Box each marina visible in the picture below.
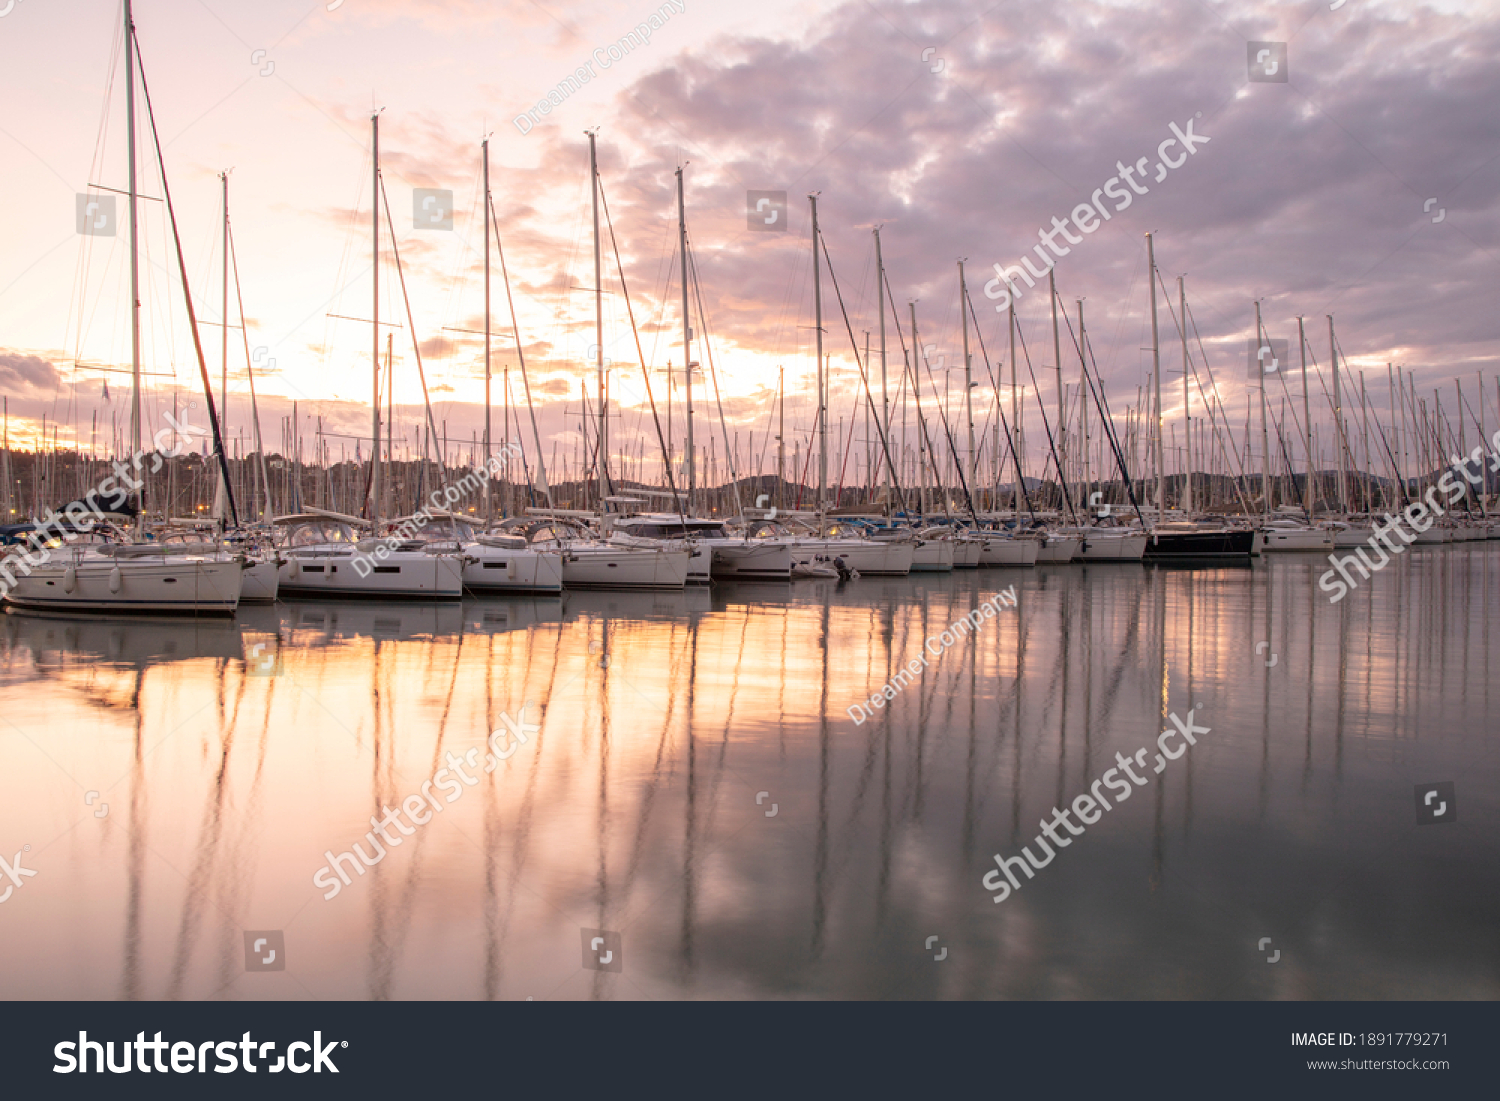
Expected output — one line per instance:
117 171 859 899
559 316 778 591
0 4 1496 1076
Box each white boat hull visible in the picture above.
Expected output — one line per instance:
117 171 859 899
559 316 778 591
952 538 983 568
1075 531 1148 561
977 536 1040 566
1036 535 1081 563
708 541 792 580
279 550 463 599
788 539 913 575
561 546 690 589
460 545 564 593
685 544 712 583
909 539 955 572
1261 527 1336 551
240 559 280 602
4 551 242 615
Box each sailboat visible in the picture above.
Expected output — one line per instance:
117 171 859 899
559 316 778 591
273 114 462 599
4 0 243 615
513 131 688 592
612 167 793 582
771 195 915 577
1135 247 1255 561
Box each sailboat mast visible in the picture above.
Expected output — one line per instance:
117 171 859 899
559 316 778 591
221 172 229 424
1078 299 1089 510
214 170 230 524
124 0 142 522
676 165 693 514
1051 268 1063 513
483 137 492 524
810 194 826 517
1328 315 1346 513
875 228 889 509
910 302 923 515
370 111 381 529
1255 300 1270 519
1009 298 1018 513
1146 232 1162 519
1299 316 1312 513
589 131 606 512
1179 276 1191 514
960 259 974 504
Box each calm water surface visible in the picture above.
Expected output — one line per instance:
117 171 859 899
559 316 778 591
1 546 1497 1000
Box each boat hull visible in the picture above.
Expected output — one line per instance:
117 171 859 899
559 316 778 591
561 546 690 589
1143 530 1256 559
1036 535 1081 563
1075 532 1149 561
977 536 1040 566
1260 527 1336 551
460 546 564 593
788 539 914 575
909 539 955 572
708 541 793 580
952 538 983 568
4 554 242 615
279 550 463 599
240 559 280 602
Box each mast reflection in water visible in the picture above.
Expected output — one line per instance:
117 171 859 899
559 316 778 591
1 547 1496 1000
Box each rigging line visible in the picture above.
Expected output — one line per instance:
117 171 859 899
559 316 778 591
996 288 1073 521
1368 399 1410 508
1182 298 1255 510
490 192 550 501
1155 269 1252 513
916 314 981 521
133 27 238 526
1329 336 1369 479
1183 332 1252 516
816 231 906 514
1058 303 1145 524
596 175 680 508
642 209 679 379
377 173 444 477
1268 402 1307 520
687 243 745 518
881 265 951 521
965 305 1032 521
226 218 272 520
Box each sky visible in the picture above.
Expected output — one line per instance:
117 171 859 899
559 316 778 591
1 0 1497 486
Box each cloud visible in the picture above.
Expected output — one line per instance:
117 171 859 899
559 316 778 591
0 351 61 393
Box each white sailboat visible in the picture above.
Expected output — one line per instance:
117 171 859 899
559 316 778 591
1259 517 1336 551
609 513 789 580
4 532 243 615
273 115 466 600
274 514 462 599
4 0 244 615
401 513 563 593
501 517 688 589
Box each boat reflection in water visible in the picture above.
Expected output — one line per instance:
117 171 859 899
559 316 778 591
1 545 1496 1001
